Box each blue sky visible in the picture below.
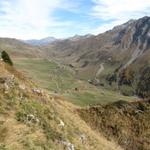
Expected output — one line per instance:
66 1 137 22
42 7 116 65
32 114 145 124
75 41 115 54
0 0 150 39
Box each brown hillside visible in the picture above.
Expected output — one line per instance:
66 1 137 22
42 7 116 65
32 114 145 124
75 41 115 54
0 38 43 58
78 100 150 150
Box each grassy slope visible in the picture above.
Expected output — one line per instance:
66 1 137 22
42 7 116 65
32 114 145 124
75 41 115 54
0 61 122 150
14 58 136 106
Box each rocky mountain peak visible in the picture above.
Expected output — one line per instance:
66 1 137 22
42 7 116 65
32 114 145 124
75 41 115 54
114 16 150 51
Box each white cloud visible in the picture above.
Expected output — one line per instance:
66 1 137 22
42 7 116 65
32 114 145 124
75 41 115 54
0 0 78 39
91 0 150 34
0 0 150 39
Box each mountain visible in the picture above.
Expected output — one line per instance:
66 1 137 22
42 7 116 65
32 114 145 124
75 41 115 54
43 16 150 82
0 38 43 58
0 16 150 97
24 34 94 46
24 37 58 46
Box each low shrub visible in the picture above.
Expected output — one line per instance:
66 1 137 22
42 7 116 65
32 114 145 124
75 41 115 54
120 85 135 96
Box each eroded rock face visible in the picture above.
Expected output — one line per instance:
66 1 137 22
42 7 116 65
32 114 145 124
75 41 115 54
113 17 150 50
111 17 150 69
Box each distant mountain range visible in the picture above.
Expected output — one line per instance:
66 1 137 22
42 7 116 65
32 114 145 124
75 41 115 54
23 34 94 46
24 37 59 46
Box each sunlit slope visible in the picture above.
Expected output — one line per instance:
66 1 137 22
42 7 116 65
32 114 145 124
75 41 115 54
0 60 122 150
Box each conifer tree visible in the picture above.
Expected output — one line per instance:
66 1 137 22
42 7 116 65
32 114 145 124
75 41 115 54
1 51 13 66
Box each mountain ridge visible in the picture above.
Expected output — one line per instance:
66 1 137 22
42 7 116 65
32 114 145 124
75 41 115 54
42 16 150 80
0 38 43 58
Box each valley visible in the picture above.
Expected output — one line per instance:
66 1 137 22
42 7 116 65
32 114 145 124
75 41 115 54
14 58 135 106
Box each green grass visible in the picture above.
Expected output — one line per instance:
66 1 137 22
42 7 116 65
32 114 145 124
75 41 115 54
64 85 136 106
14 58 77 91
14 58 136 106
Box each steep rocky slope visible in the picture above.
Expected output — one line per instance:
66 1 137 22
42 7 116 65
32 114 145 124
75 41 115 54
0 61 122 150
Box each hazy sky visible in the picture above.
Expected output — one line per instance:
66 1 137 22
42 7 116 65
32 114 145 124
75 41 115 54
0 0 150 39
